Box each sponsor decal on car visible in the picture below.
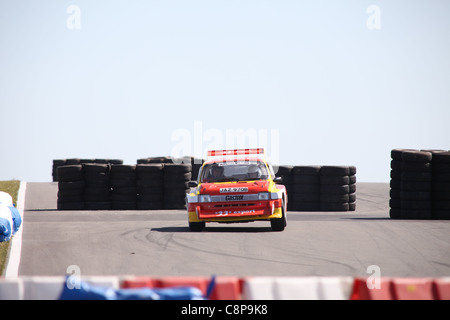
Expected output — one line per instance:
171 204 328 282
215 209 256 216
225 195 244 201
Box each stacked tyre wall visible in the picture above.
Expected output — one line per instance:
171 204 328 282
57 165 85 210
52 159 123 182
55 157 201 210
389 149 450 220
274 165 356 212
55 159 356 211
83 163 111 210
163 164 191 209
136 164 164 210
110 165 137 210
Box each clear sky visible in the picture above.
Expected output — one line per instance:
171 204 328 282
1 0 449 182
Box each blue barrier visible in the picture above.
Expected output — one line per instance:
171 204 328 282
59 277 205 300
0 217 11 242
8 206 22 234
0 205 13 242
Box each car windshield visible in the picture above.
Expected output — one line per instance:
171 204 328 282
200 160 270 183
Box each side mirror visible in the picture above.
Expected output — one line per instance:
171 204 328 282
188 181 198 188
273 176 283 183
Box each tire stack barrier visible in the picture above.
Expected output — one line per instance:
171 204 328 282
54 158 356 212
57 165 84 210
275 165 356 212
191 158 204 183
53 159 123 182
389 148 450 220
136 164 164 210
290 166 321 211
52 160 66 182
137 156 173 164
389 149 409 219
110 165 137 210
83 163 111 210
320 166 356 212
163 164 192 209
431 151 450 220
401 150 433 219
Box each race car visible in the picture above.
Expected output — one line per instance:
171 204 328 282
186 148 287 232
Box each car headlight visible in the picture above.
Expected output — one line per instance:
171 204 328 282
199 195 212 203
258 192 270 200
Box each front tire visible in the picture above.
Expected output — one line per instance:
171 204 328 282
189 221 205 232
271 200 286 231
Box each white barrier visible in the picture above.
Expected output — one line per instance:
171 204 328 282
0 276 120 300
0 192 13 207
0 278 23 300
4 181 26 278
274 277 321 300
242 277 276 300
23 277 66 300
242 277 353 300
318 277 353 300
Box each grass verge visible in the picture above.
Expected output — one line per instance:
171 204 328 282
0 180 20 276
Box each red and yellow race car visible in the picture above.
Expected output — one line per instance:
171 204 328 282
186 148 287 232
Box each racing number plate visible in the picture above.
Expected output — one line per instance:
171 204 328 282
219 187 248 193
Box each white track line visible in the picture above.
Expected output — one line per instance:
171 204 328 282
5 181 27 278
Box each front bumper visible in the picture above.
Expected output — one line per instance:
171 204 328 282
187 199 283 223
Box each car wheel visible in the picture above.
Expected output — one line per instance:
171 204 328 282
189 221 205 232
271 200 286 231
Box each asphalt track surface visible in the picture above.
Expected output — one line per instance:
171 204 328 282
18 182 450 278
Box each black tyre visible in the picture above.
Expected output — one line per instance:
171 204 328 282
111 201 137 210
57 201 84 210
320 202 349 211
271 200 286 231
400 181 431 192
432 210 450 220
401 171 432 182
320 185 349 194
431 151 450 164
84 201 111 210
290 201 319 211
189 221 205 232
320 193 349 203
348 202 356 211
292 184 320 194
389 208 401 219
391 149 416 161
293 175 320 185
291 192 320 202
400 191 431 201
292 165 321 175
320 166 350 176
164 172 192 182
320 175 350 185
401 209 432 219
401 150 432 163
137 201 163 210
402 162 431 172
57 165 83 182
164 163 192 174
